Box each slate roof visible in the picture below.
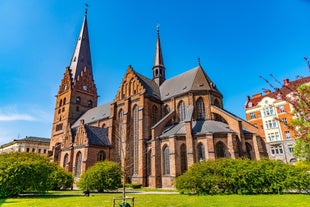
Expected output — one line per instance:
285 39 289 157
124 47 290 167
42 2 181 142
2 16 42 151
160 120 233 138
14 136 50 143
159 66 220 101
72 102 111 127
84 125 110 146
135 72 161 99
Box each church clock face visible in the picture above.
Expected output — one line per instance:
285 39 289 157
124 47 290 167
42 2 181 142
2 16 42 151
83 85 88 91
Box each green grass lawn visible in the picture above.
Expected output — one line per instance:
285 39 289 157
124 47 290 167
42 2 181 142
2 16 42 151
0 191 309 207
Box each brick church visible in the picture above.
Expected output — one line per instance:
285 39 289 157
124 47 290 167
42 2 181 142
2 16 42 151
50 12 267 188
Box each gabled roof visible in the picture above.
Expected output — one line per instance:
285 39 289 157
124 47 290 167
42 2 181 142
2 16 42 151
159 66 221 101
72 102 111 128
84 125 110 146
160 120 233 138
69 14 92 81
135 72 161 99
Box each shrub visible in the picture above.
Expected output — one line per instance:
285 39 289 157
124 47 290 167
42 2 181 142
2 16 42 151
0 152 61 198
48 164 74 190
176 158 310 195
77 161 122 192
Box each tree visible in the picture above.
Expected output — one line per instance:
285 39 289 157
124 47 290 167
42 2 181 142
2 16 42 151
77 161 122 192
0 152 73 198
260 57 310 161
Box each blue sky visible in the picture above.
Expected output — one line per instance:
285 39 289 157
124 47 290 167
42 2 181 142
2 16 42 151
0 0 310 145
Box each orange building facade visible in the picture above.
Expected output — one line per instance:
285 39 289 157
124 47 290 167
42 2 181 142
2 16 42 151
245 77 310 163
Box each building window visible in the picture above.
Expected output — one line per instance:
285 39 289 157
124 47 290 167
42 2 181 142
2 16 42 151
26 148 30 152
43 149 46 154
97 151 105 161
163 105 170 116
63 153 69 168
117 110 124 163
197 143 205 161
180 144 187 174
76 97 81 104
38 149 41 153
267 132 280 142
88 100 93 107
133 106 139 175
215 141 226 158
63 98 66 105
270 145 284 155
196 98 205 120
282 118 287 125
59 99 63 107
56 123 63 131
163 145 170 175
151 105 158 126
288 145 294 153
263 107 275 117
265 119 278 129
279 105 285 113
178 101 186 121
75 152 82 177
249 112 256 119
285 131 291 139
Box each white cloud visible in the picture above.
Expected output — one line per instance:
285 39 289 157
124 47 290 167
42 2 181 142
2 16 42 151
0 114 36 121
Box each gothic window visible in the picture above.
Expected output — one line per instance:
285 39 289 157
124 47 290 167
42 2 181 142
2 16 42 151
215 141 226 158
178 101 186 121
163 145 170 175
63 98 66 105
151 105 158 125
76 97 81 104
213 99 220 107
163 105 170 116
147 150 152 177
88 100 93 107
59 99 63 107
63 153 69 168
197 143 205 161
97 151 105 161
246 143 252 160
75 151 82 177
196 98 205 120
180 144 187 174
117 110 124 163
133 105 139 175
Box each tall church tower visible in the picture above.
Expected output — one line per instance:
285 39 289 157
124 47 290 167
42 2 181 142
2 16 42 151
50 10 97 158
152 26 166 86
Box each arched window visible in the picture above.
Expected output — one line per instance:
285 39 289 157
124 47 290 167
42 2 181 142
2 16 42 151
197 143 206 161
75 151 82 177
215 142 226 158
196 98 205 120
178 101 186 121
88 100 93 107
63 153 69 168
214 99 220 107
76 97 81 104
133 105 139 175
163 145 170 175
246 142 252 160
163 105 170 116
97 151 105 161
59 99 63 107
117 110 124 163
63 98 66 105
180 144 187 174
151 105 158 125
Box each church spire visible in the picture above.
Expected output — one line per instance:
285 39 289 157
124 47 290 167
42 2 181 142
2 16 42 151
152 24 166 86
69 7 92 81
